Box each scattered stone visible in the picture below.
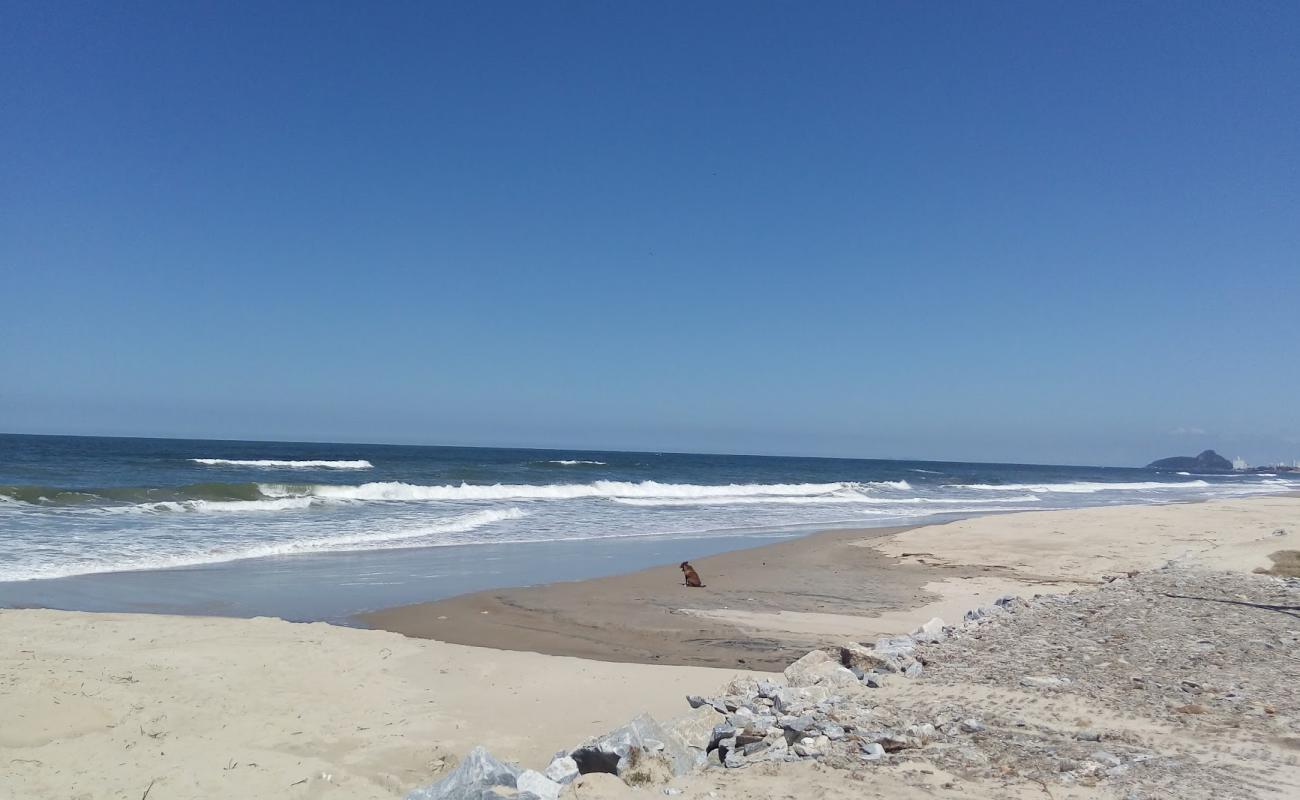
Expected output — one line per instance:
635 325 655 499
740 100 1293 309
1020 675 1070 689
792 735 829 757
1091 750 1123 768
960 719 985 733
877 733 919 752
1075 730 1102 742
860 742 885 760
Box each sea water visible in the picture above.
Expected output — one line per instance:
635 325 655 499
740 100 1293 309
1 433 1293 620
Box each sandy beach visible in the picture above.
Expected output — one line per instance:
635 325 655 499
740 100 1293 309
3 495 1298 799
362 495 1300 670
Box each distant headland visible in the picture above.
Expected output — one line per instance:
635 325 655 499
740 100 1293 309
1148 449 1299 474
1147 449 1233 472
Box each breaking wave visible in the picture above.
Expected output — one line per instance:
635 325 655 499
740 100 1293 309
949 480 1213 493
261 479 913 503
543 460 607 466
0 479 918 512
190 458 373 469
0 508 528 582
612 494 1040 507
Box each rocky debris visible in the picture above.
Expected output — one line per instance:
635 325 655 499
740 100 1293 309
570 713 696 780
408 568 1299 800
671 568 1299 798
405 746 520 800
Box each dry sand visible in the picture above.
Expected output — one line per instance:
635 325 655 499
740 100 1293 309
0 612 753 800
3 495 1297 799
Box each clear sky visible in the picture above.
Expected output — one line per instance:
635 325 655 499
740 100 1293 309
2 2 1297 467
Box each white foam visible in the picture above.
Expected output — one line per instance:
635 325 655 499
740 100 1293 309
950 480 1212 493
261 479 863 503
0 508 527 582
189 459 373 469
115 496 327 514
611 493 1039 507
869 480 913 490
545 460 607 465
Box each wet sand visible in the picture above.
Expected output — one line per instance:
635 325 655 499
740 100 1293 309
361 496 1300 671
359 525 1040 671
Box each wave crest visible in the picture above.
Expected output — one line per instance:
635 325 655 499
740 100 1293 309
949 480 1211 493
261 479 888 503
190 458 373 469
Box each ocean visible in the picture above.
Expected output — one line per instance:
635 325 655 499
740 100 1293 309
1 433 1294 621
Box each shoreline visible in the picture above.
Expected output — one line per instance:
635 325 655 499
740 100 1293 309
0 507 1032 624
361 495 1300 670
4 495 1298 799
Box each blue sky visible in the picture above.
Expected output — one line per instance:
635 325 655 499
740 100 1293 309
2 2 1297 466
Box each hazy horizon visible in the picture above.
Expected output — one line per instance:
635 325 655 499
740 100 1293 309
2 428 1290 471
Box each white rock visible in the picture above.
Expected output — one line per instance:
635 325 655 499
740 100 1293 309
839 642 898 672
542 754 579 785
873 635 917 660
913 617 947 643
771 685 834 713
517 769 562 800
792 735 829 757
783 650 835 686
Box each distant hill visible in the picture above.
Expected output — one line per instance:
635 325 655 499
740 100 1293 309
1147 449 1233 473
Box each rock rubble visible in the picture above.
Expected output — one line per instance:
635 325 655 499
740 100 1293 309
404 568 1300 800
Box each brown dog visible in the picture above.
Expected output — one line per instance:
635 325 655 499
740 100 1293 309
680 561 704 587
